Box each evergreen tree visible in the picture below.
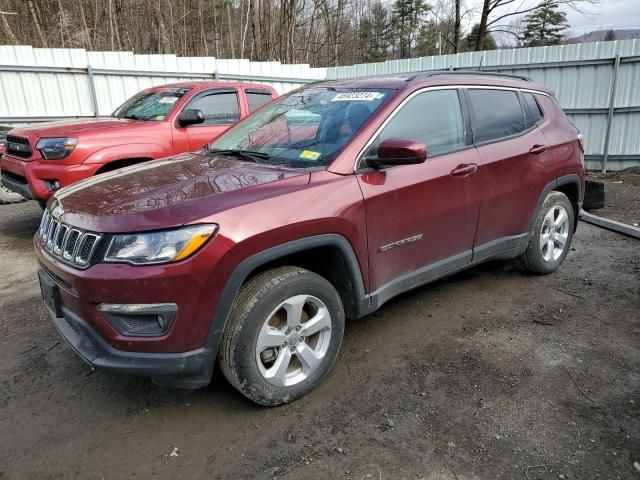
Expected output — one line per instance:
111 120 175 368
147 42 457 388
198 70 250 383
464 23 496 51
360 2 392 62
392 0 429 59
415 20 440 57
521 1 569 47
604 29 616 41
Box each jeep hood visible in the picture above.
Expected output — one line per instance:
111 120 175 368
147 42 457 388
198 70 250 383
51 152 312 232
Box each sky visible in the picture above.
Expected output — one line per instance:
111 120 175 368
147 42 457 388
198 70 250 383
463 0 640 36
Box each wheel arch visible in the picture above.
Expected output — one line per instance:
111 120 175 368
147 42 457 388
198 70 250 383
530 174 582 233
209 234 368 337
94 157 153 175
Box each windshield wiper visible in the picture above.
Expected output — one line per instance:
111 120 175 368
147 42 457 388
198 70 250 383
208 148 270 163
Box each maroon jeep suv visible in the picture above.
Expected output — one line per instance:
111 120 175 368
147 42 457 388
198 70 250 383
34 72 585 405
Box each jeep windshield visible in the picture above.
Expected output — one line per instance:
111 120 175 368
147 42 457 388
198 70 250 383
208 87 393 167
112 87 191 121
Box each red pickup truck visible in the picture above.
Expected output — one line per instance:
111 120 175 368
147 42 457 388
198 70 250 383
0 81 277 205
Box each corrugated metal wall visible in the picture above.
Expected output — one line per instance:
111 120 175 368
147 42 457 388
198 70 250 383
1 41 639 170
327 39 640 171
0 45 325 122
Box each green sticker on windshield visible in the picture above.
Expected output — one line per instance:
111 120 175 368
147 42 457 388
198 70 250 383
299 150 321 160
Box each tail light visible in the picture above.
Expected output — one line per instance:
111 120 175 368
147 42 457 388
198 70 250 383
577 133 585 152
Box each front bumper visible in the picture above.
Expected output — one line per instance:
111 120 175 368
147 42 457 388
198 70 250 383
1 171 34 199
50 299 220 388
39 267 221 388
1 154 99 202
34 233 238 388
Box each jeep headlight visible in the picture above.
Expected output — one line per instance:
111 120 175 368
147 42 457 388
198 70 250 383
104 224 217 265
36 137 78 159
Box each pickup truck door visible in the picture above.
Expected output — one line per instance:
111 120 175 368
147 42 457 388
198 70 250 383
356 88 482 294
174 88 243 151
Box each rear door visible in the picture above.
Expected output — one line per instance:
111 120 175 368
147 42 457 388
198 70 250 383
467 88 553 252
357 88 482 293
176 89 242 151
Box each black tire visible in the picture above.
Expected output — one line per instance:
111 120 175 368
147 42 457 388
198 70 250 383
0 184 26 205
219 266 345 406
515 191 574 275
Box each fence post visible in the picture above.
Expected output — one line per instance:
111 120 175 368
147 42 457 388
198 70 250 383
86 64 99 118
602 54 621 172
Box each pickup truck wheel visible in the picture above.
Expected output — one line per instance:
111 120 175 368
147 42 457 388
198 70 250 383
219 266 345 406
515 191 574 275
0 185 26 204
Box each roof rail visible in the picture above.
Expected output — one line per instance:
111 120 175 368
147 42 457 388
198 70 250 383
408 70 532 82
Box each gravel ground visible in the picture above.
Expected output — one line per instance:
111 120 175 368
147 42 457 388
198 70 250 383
0 198 638 480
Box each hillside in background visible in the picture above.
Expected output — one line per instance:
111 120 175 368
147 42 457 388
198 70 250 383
568 29 640 43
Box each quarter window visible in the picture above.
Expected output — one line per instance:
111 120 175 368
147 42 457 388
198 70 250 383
186 91 240 125
523 92 544 126
369 89 466 157
247 90 273 113
467 89 527 143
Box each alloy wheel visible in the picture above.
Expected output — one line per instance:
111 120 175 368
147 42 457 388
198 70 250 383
255 295 332 387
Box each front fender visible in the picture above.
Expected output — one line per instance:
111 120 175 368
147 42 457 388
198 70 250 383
82 143 168 165
207 234 369 336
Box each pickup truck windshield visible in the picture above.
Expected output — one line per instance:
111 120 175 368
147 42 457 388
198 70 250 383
208 87 393 168
112 87 191 121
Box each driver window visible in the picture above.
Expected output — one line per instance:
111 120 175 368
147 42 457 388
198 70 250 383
186 91 240 125
370 89 465 157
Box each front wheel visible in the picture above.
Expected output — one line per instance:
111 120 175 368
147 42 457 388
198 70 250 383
219 266 345 406
515 191 574 274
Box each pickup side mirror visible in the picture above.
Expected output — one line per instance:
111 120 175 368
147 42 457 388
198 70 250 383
177 109 205 127
365 138 427 169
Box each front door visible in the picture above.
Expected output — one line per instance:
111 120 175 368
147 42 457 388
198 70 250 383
357 88 482 294
175 89 242 151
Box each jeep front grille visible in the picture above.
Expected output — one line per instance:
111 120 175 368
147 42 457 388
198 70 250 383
38 210 102 268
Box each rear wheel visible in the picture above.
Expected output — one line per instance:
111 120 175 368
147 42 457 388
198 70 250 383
219 266 344 406
516 191 574 274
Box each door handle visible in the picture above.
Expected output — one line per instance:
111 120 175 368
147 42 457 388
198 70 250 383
450 163 478 176
529 144 548 155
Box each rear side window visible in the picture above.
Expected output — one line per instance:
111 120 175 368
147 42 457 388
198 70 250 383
522 92 544 126
371 89 466 156
247 90 273 113
187 91 240 125
467 89 527 143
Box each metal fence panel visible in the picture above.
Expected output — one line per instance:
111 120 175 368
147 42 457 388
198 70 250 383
2 41 640 170
0 45 325 122
326 39 640 171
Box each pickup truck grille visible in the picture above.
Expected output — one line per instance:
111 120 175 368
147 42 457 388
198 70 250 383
6 135 32 159
38 209 102 268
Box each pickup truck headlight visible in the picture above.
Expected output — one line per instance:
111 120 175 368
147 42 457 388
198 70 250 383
104 224 217 265
36 137 78 159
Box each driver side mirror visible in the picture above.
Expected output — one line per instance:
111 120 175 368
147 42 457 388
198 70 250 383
177 109 205 127
365 138 427 169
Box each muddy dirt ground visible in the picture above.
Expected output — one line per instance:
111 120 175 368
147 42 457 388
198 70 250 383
586 168 640 226
1 195 639 480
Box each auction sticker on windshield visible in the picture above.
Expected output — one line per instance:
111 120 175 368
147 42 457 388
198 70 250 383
158 97 179 104
299 150 322 160
331 92 381 102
